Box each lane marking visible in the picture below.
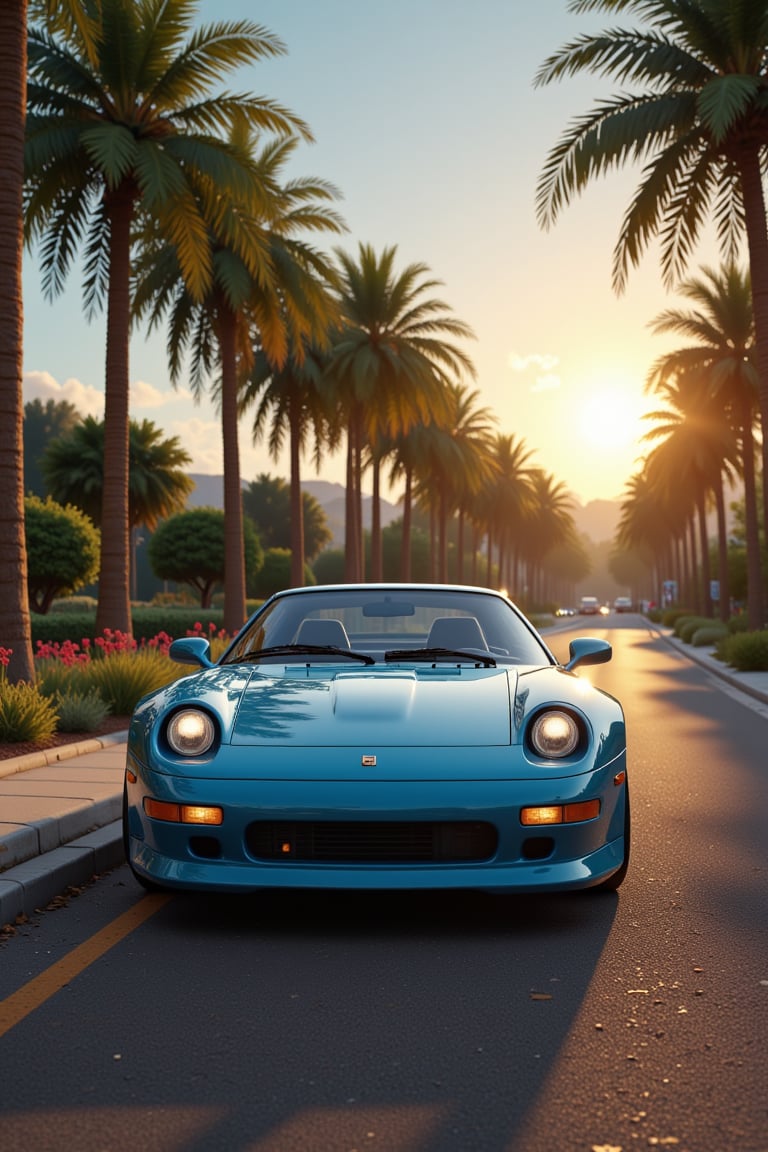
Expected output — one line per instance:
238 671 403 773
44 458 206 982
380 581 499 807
0 893 170 1038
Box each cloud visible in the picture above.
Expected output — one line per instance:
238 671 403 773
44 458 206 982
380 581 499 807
529 373 561 393
508 352 561 392
131 379 192 408
166 417 223 473
23 370 105 417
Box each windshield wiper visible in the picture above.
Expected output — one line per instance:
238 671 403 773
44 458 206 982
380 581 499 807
384 647 496 668
226 645 375 665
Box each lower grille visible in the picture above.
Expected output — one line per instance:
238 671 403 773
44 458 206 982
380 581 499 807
245 820 497 863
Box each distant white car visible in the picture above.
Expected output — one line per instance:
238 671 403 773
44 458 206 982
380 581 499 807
613 597 633 613
579 596 600 615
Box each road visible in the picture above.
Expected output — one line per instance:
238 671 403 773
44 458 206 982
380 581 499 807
0 617 766 1152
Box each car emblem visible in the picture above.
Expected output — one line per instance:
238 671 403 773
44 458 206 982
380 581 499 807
361 754 377 766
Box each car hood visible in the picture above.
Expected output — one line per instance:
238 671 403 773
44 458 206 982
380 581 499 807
231 666 514 747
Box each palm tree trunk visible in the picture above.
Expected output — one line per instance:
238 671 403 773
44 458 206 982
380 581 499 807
438 490 448 581
95 181 134 638
739 417 762 631
371 456 383 581
400 467 413 581
714 473 730 623
355 423 365 580
219 303 247 634
696 494 712 617
0 0 34 682
289 393 305 588
739 146 768 625
344 429 357 581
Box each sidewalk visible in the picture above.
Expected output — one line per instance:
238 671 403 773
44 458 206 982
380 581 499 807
1 628 767 925
0 733 127 924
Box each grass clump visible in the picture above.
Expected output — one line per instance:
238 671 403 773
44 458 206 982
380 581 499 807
85 650 182 715
0 681 58 743
54 688 112 733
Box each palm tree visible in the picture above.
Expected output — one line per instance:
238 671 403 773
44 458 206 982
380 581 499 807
479 434 536 595
24 1 309 637
617 468 676 605
0 0 34 681
0 0 98 682
439 386 498 583
522 471 576 605
536 1 768 620
243 341 339 588
646 265 757 624
328 243 475 582
641 380 735 616
42 415 193 529
136 134 344 629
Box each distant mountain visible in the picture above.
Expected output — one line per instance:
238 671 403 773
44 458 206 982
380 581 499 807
570 499 621 544
186 473 231 509
187 474 619 547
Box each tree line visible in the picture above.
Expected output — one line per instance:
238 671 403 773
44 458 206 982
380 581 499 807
5 1 768 681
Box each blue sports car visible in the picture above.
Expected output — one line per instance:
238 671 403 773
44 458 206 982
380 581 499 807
123 584 628 894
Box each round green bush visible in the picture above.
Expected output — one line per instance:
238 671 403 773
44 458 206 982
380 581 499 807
691 625 728 648
677 617 711 643
719 630 768 671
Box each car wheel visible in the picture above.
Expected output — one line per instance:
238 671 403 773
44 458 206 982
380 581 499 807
594 788 630 892
122 783 166 893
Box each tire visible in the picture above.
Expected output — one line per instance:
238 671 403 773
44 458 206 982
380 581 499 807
594 786 630 892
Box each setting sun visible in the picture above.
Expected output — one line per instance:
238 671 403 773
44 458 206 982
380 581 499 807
578 388 646 450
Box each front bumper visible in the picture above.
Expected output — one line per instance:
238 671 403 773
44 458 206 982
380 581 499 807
124 748 628 894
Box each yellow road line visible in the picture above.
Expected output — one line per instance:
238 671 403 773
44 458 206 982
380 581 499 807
0 893 171 1038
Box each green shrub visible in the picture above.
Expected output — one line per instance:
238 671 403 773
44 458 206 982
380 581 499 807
31 607 226 646
55 688 112 733
691 625 728 648
0 682 58 742
727 614 751 634
663 608 696 629
672 614 699 637
84 650 182 714
717 630 768 671
36 659 93 699
678 617 712 643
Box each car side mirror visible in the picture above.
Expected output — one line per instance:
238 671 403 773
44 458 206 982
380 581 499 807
565 637 612 672
168 637 214 668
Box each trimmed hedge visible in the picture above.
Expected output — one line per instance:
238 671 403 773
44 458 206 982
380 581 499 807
716 630 768 671
31 607 225 646
691 625 728 648
678 617 712 643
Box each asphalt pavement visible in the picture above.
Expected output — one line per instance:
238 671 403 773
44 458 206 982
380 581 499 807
2 625 767 925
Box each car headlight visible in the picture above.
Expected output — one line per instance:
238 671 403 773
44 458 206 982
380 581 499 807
166 709 216 756
529 709 580 758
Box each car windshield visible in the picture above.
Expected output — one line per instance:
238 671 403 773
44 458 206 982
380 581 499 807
221 587 553 666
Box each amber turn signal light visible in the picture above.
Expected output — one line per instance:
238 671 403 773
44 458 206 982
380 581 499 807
143 798 223 825
520 799 600 826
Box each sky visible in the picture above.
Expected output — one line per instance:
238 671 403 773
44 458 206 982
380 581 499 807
21 0 721 508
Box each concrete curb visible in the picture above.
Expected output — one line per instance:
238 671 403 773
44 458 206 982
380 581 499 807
0 734 128 926
0 729 129 781
649 624 768 706
0 820 124 925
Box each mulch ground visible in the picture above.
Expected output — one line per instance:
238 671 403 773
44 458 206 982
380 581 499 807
0 715 131 762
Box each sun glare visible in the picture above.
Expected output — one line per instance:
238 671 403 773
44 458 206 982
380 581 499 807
578 389 644 450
